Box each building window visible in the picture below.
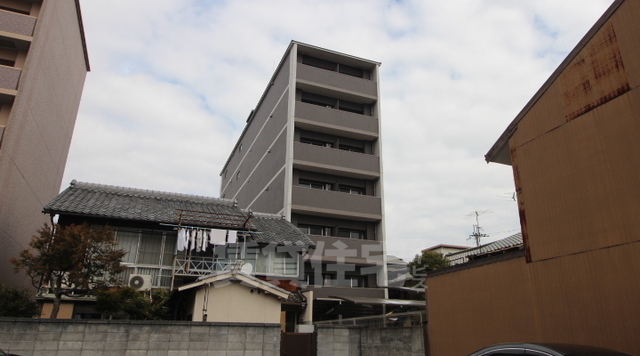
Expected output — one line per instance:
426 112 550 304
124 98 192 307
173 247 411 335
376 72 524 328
115 228 176 267
300 91 336 108
298 224 330 236
338 100 365 115
337 228 366 239
301 137 332 148
338 144 364 153
299 179 332 191
301 55 369 79
247 247 298 277
322 274 367 287
339 185 364 195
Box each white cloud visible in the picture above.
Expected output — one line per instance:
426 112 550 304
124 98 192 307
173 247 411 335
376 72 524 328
65 0 615 261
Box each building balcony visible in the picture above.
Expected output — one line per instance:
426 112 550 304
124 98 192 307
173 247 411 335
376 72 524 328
0 65 21 92
306 234 384 264
295 101 379 140
291 185 382 221
0 9 35 49
297 63 377 100
293 141 380 180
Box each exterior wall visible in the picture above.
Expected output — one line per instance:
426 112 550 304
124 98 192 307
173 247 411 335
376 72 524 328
427 242 640 356
316 325 425 356
191 283 283 323
0 319 281 356
0 0 88 289
508 0 640 262
220 52 291 214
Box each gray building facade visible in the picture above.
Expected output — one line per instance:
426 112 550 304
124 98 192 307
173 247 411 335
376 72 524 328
0 0 89 288
220 41 387 320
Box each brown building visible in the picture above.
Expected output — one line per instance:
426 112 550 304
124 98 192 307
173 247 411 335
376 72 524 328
220 41 388 321
426 1 640 355
0 0 89 288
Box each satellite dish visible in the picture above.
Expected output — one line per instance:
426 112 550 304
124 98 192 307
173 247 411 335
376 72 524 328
241 263 253 274
129 275 145 289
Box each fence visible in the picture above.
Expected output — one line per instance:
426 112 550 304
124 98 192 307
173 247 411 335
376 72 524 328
314 310 426 328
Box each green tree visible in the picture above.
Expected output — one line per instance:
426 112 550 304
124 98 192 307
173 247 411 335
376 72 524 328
11 223 126 319
95 287 171 320
407 250 451 276
0 282 39 318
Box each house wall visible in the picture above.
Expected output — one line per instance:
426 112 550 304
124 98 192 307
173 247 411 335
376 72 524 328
426 242 640 356
191 282 283 323
508 0 640 262
0 319 281 356
0 0 88 289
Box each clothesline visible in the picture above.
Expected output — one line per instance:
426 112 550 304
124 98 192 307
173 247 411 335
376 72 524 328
174 227 241 252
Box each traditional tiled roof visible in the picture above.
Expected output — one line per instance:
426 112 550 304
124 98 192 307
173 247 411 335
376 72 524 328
446 232 523 264
248 212 314 247
44 180 313 247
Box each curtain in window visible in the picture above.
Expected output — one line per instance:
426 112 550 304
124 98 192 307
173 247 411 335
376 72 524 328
138 232 162 265
116 230 139 263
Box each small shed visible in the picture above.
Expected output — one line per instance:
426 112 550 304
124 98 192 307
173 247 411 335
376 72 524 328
178 263 290 323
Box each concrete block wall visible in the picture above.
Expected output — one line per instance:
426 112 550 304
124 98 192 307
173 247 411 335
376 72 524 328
316 325 361 356
0 318 281 356
361 327 424 356
316 325 425 356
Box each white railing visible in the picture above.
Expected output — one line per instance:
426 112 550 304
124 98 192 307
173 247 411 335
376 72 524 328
173 257 237 276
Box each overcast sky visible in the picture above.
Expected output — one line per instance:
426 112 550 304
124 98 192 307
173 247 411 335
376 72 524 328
64 0 614 261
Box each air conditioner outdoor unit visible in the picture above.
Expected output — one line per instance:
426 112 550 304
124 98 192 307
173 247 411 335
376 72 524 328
129 274 152 291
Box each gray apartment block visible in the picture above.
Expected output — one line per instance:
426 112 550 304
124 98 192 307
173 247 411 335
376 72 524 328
220 41 387 320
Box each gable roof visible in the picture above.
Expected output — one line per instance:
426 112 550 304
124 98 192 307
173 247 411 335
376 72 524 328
177 263 290 300
446 233 523 264
248 212 314 246
44 180 313 246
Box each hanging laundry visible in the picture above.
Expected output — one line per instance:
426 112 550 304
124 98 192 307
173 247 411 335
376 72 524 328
189 229 195 251
195 230 203 252
177 228 186 251
210 229 227 245
228 230 238 244
200 229 208 251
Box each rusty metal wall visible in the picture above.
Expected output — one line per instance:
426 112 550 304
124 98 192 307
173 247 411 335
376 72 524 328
427 242 640 356
510 0 640 263
427 2 640 356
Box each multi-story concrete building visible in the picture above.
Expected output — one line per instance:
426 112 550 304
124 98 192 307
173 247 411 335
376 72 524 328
220 41 388 320
0 0 89 288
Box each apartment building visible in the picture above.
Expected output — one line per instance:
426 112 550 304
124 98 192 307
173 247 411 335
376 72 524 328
0 0 89 288
220 41 388 321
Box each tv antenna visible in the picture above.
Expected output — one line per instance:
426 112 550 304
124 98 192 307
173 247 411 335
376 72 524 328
464 210 491 247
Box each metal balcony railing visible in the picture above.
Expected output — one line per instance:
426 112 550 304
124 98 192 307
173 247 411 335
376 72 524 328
173 257 237 276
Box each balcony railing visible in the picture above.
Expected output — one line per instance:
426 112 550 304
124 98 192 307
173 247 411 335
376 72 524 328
0 9 36 37
0 65 21 91
173 257 237 276
293 141 380 179
297 63 377 99
295 101 379 140
291 185 382 221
